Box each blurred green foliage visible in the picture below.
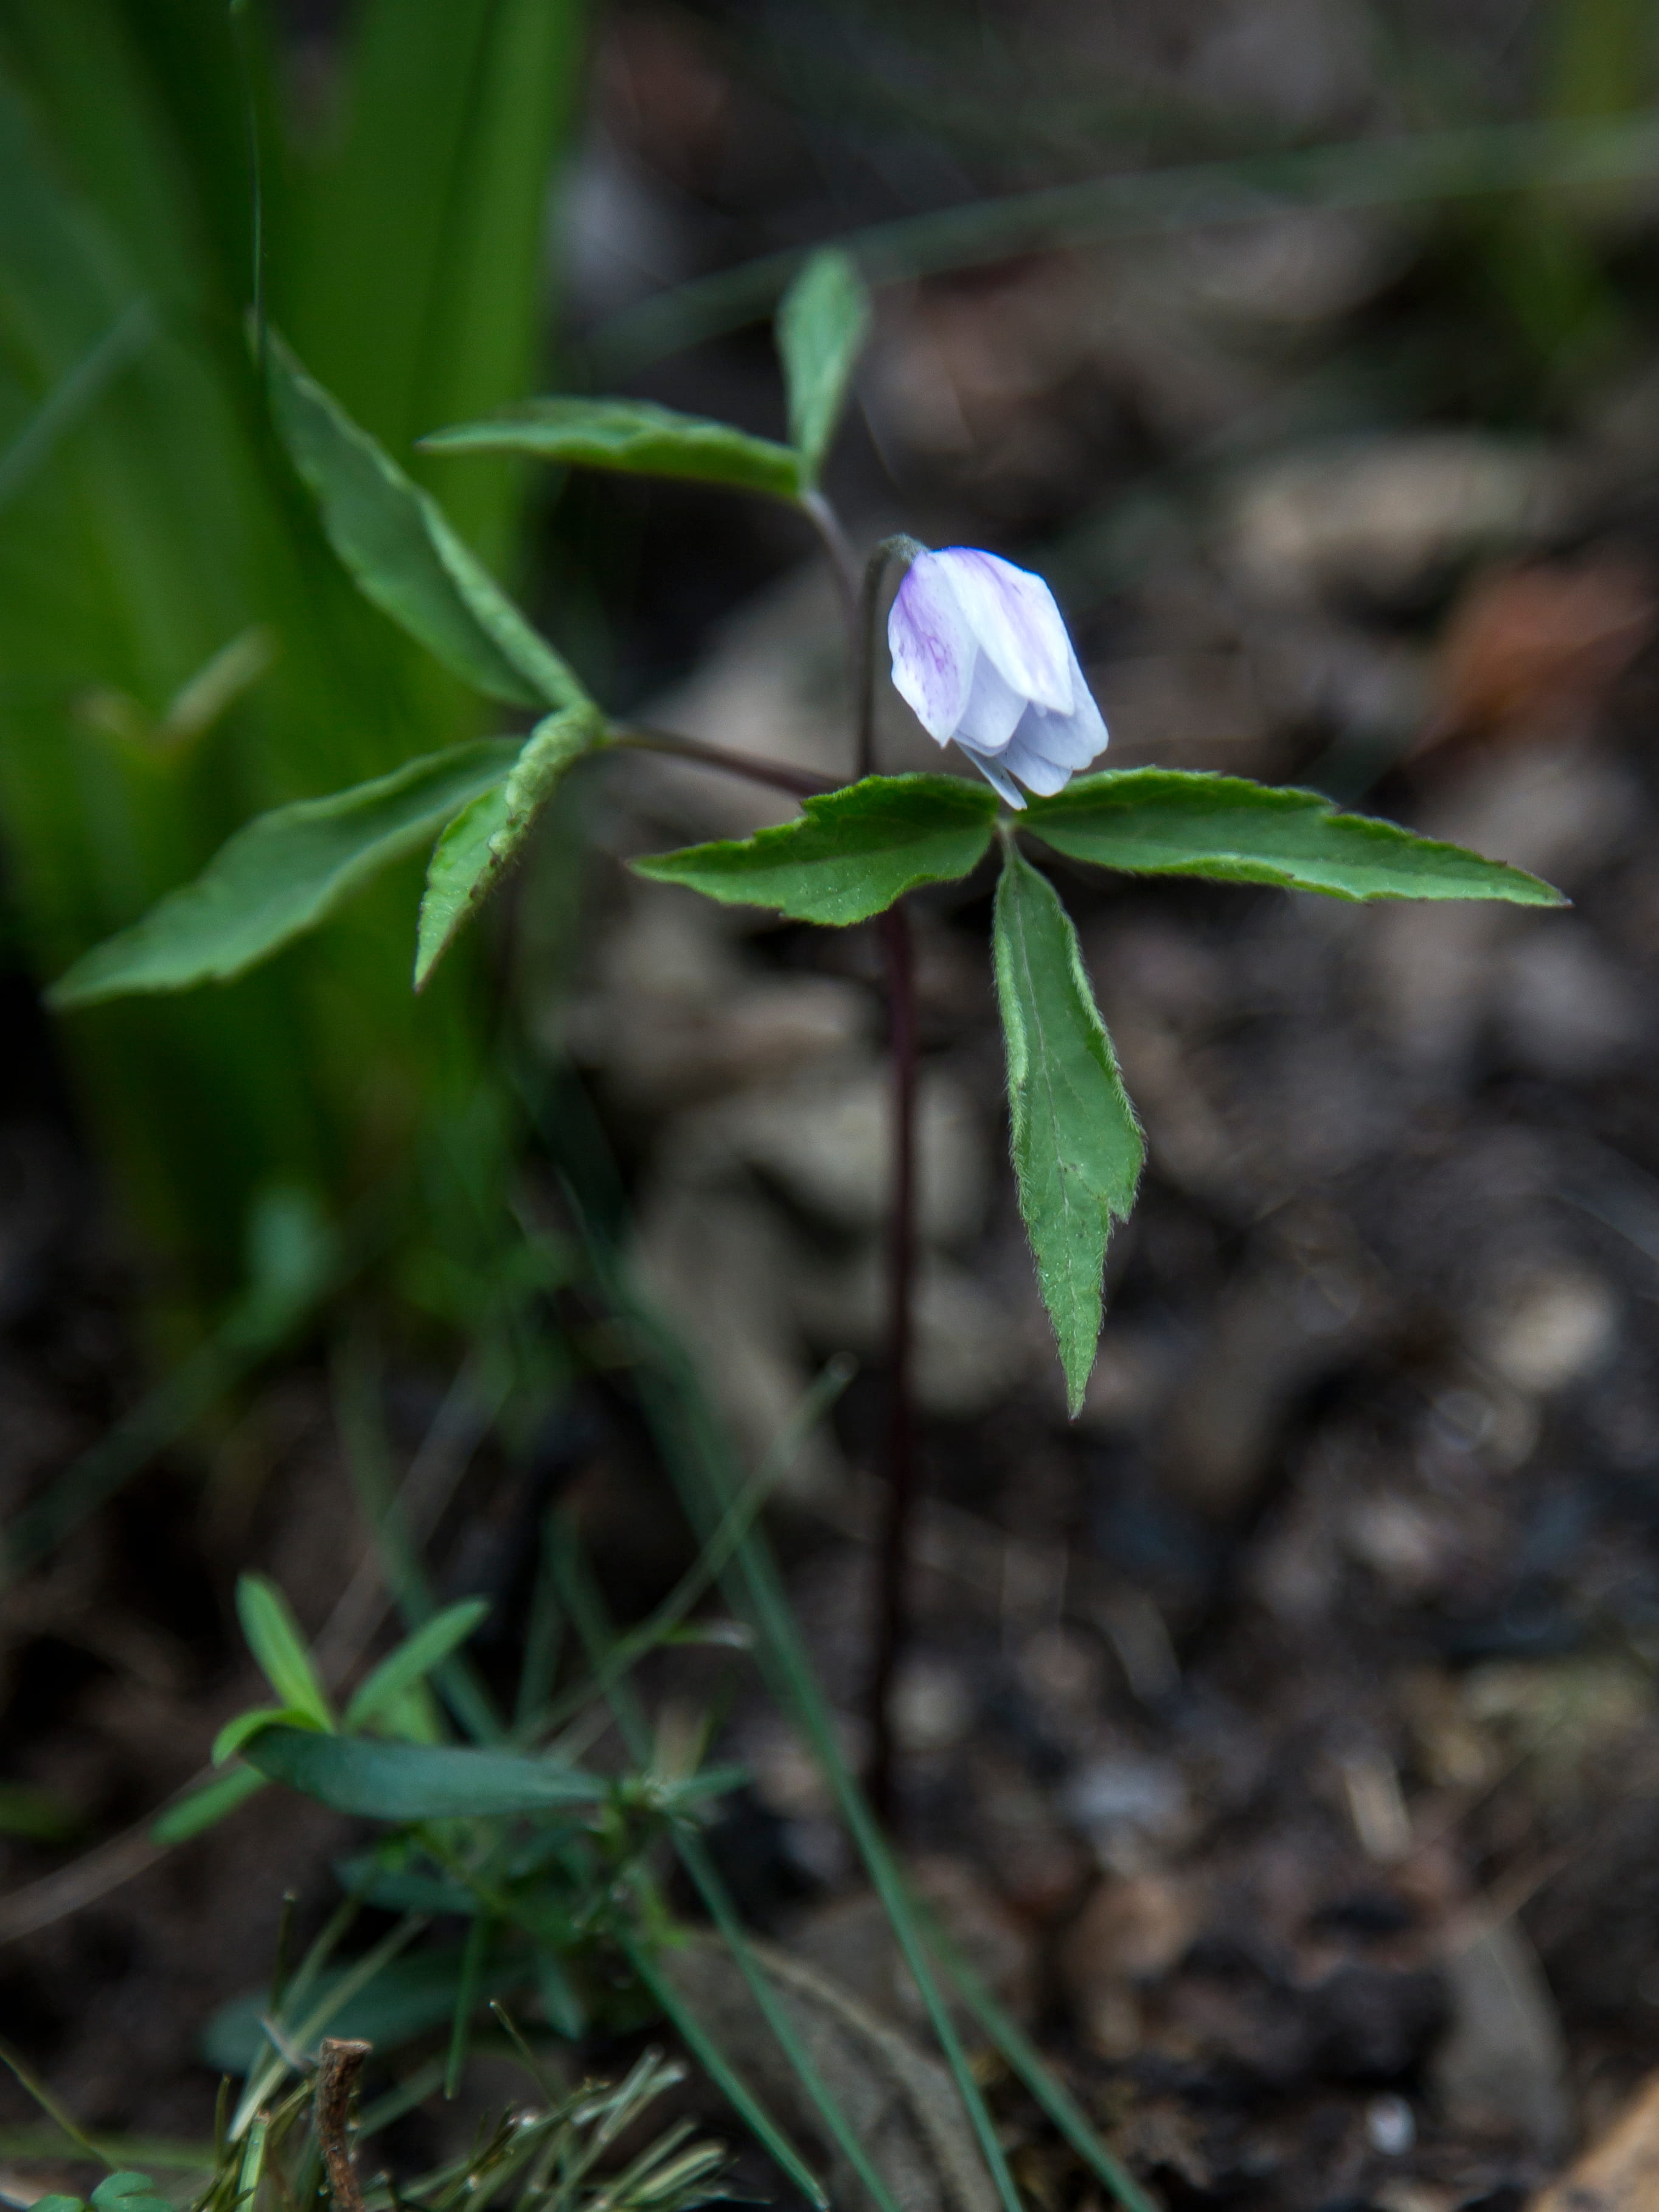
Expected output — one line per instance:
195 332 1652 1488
0 0 587 1314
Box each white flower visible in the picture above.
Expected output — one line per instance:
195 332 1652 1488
886 547 1107 807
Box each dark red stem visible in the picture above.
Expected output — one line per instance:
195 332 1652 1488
613 724 835 801
866 896 918 1822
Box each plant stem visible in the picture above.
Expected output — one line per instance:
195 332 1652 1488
610 723 835 801
866 896 918 1822
314 2037 371 2212
857 535 925 780
800 489 861 644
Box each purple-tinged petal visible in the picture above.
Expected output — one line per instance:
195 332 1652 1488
888 554 977 740
953 644 1028 753
953 739 1026 809
998 725 1075 796
933 549 1072 712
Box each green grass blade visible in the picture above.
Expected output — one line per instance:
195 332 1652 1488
549 1164 1024 2212
0 296 153 512
557 1509 905 2212
917 1913 1158 2212
444 1912 493 2098
619 1935 828 2212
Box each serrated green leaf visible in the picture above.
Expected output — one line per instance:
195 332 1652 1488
1021 770 1567 904
776 248 872 485
150 1767 270 1846
633 774 996 924
212 1706 326 1767
993 845 1143 1416
420 397 803 501
344 1598 491 1731
414 706 602 987
235 1576 335 1730
49 740 517 1007
242 1725 606 1820
29 2196 85 2212
265 329 585 710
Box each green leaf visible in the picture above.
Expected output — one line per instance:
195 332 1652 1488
420 397 803 501
1020 770 1567 904
49 740 517 1007
632 774 996 925
212 1706 326 1767
91 2177 169 2212
534 1947 586 2040
344 1599 492 1731
235 1575 335 1730
993 845 1143 1416
202 1946 526 2076
775 248 872 486
242 1725 606 1820
414 706 603 987
264 329 585 711
150 1767 269 1846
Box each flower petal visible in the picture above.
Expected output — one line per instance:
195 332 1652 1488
954 644 1029 753
1000 655 1108 791
888 554 977 740
933 549 1073 712
953 740 1026 809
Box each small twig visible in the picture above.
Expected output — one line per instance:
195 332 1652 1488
866 898 919 1822
611 724 836 801
315 2037 373 2212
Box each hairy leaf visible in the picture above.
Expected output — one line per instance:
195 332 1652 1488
50 741 516 1007
776 248 872 485
243 1724 607 1820
422 397 802 501
344 1598 492 1731
1021 770 1566 903
415 706 602 987
993 846 1143 1416
235 1574 334 1728
265 330 583 709
633 774 996 924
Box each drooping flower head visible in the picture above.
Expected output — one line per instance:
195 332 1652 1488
887 547 1107 807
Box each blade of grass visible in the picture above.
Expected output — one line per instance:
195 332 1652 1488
617 1935 827 2212
557 1525 905 2212
443 1910 493 2098
591 105 1659 372
332 1330 506 1744
554 1166 1024 2212
512 1515 567 1737
530 1356 851 1738
0 296 153 512
0 2042 117 2169
917 1907 1158 2212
